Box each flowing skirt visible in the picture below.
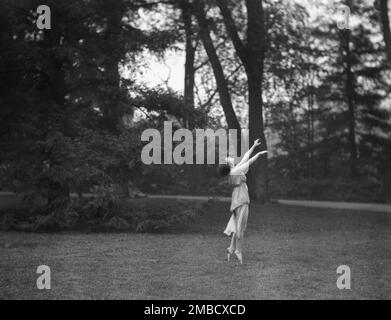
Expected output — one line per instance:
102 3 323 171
223 204 248 238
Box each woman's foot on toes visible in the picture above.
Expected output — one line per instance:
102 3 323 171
235 251 243 264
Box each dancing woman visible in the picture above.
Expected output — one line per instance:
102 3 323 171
219 139 267 264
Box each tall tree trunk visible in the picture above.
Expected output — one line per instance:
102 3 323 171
180 0 196 129
48 61 71 213
180 0 199 192
102 4 132 196
246 0 268 200
342 29 358 178
247 70 268 201
193 0 241 131
102 4 123 133
217 0 268 201
379 0 391 63
307 92 314 178
40 26 71 214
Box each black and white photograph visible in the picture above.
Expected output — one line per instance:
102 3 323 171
0 0 391 302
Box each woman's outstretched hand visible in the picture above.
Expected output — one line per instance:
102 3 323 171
253 139 262 148
254 150 267 158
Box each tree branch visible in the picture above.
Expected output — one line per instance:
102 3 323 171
216 0 247 63
200 62 243 109
193 0 241 130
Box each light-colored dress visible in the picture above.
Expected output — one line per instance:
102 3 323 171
223 173 250 238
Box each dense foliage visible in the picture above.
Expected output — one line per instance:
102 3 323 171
0 0 390 233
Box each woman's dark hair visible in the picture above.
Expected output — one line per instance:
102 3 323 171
218 164 231 177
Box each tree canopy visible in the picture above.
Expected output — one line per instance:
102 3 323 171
1 0 390 215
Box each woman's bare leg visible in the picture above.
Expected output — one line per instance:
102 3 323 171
235 234 242 253
228 234 236 253
227 213 238 261
233 210 243 264
234 205 248 264
235 234 243 264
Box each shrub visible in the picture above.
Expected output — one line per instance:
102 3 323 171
33 215 62 232
269 177 385 202
0 213 16 231
131 201 199 233
135 219 170 233
101 215 131 232
0 193 204 233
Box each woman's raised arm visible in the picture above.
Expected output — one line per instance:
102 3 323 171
236 138 262 167
231 150 268 175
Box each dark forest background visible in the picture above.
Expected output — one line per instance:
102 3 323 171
0 0 391 231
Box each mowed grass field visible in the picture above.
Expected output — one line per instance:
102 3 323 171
1 200 390 299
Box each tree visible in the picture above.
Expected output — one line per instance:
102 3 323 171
264 1 319 180
0 0 175 215
377 0 391 63
313 0 390 180
193 0 241 132
179 0 197 128
193 0 268 200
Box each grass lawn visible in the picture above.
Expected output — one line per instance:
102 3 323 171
1 201 390 299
